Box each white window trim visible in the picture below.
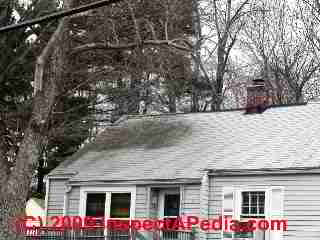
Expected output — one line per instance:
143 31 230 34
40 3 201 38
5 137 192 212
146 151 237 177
235 186 269 221
222 186 284 240
240 190 266 218
44 178 50 226
79 186 136 221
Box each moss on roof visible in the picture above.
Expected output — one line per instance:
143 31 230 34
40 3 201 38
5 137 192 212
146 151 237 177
58 117 192 168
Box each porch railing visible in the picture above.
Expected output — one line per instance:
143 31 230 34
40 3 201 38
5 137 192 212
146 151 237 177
155 230 195 240
24 227 196 240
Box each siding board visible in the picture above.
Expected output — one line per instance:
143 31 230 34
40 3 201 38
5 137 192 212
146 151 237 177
68 187 80 216
47 179 66 218
208 174 320 240
183 184 201 216
135 186 148 218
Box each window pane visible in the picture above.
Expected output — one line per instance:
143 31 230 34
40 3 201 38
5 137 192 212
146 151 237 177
242 207 249 214
242 192 249 205
251 206 257 214
259 194 265 204
259 206 265 214
110 193 131 218
251 194 258 206
86 193 106 217
164 194 180 217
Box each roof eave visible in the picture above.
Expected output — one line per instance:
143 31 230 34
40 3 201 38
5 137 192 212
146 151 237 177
205 166 320 176
67 178 202 186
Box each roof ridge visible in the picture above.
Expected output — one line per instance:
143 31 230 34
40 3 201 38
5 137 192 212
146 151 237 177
126 102 308 120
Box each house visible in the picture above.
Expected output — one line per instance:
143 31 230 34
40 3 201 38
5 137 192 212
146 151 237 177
45 80 320 240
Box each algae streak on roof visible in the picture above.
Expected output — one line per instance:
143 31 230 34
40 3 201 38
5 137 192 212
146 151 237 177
50 102 320 182
50 116 196 180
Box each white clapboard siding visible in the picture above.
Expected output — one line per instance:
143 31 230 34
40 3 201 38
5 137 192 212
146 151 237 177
47 179 66 218
67 186 80 216
183 184 201 216
208 174 320 240
135 186 148 218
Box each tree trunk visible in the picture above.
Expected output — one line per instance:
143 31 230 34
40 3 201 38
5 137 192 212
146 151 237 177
37 156 45 194
0 118 9 189
168 94 177 113
191 89 200 112
0 120 44 240
129 78 141 114
295 90 303 104
212 43 227 112
0 1 71 237
128 48 144 114
191 0 201 113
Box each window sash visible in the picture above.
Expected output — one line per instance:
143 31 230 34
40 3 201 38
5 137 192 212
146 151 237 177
158 188 181 219
241 191 265 218
164 194 180 217
110 193 131 218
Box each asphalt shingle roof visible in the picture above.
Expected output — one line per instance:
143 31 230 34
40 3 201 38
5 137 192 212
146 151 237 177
49 102 320 182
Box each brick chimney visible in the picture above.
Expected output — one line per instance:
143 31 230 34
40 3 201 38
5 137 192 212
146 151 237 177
246 79 272 114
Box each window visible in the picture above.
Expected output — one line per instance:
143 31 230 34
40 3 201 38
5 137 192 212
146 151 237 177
85 193 132 219
241 191 265 218
164 194 180 217
86 193 106 217
110 193 131 218
159 191 180 239
80 187 136 221
79 187 135 239
222 187 284 240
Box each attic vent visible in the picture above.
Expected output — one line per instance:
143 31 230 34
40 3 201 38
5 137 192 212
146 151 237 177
246 79 272 114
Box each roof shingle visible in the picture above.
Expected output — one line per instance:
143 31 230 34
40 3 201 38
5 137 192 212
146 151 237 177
49 102 320 181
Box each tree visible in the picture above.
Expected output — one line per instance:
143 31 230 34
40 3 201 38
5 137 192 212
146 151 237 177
0 0 71 238
69 0 193 116
0 0 193 239
195 0 250 111
0 0 63 196
242 0 320 104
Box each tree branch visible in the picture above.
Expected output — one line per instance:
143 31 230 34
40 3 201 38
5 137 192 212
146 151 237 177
71 39 192 54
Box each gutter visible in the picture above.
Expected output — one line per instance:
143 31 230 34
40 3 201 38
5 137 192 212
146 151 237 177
67 178 202 186
46 173 76 179
205 166 320 176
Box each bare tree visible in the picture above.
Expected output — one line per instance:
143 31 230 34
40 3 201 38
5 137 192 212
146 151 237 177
242 0 320 103
195 0 250 111
69 0 192 115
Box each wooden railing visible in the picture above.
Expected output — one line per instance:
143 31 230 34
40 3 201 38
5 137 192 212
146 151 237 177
156 230 195 240
24 227 196 240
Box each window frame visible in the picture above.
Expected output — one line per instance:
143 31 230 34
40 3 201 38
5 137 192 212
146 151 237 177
240 191 266 219
222 186 284 240
158 188 181 219
158 188 181 240
222 186 268 240
79 186 136 224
